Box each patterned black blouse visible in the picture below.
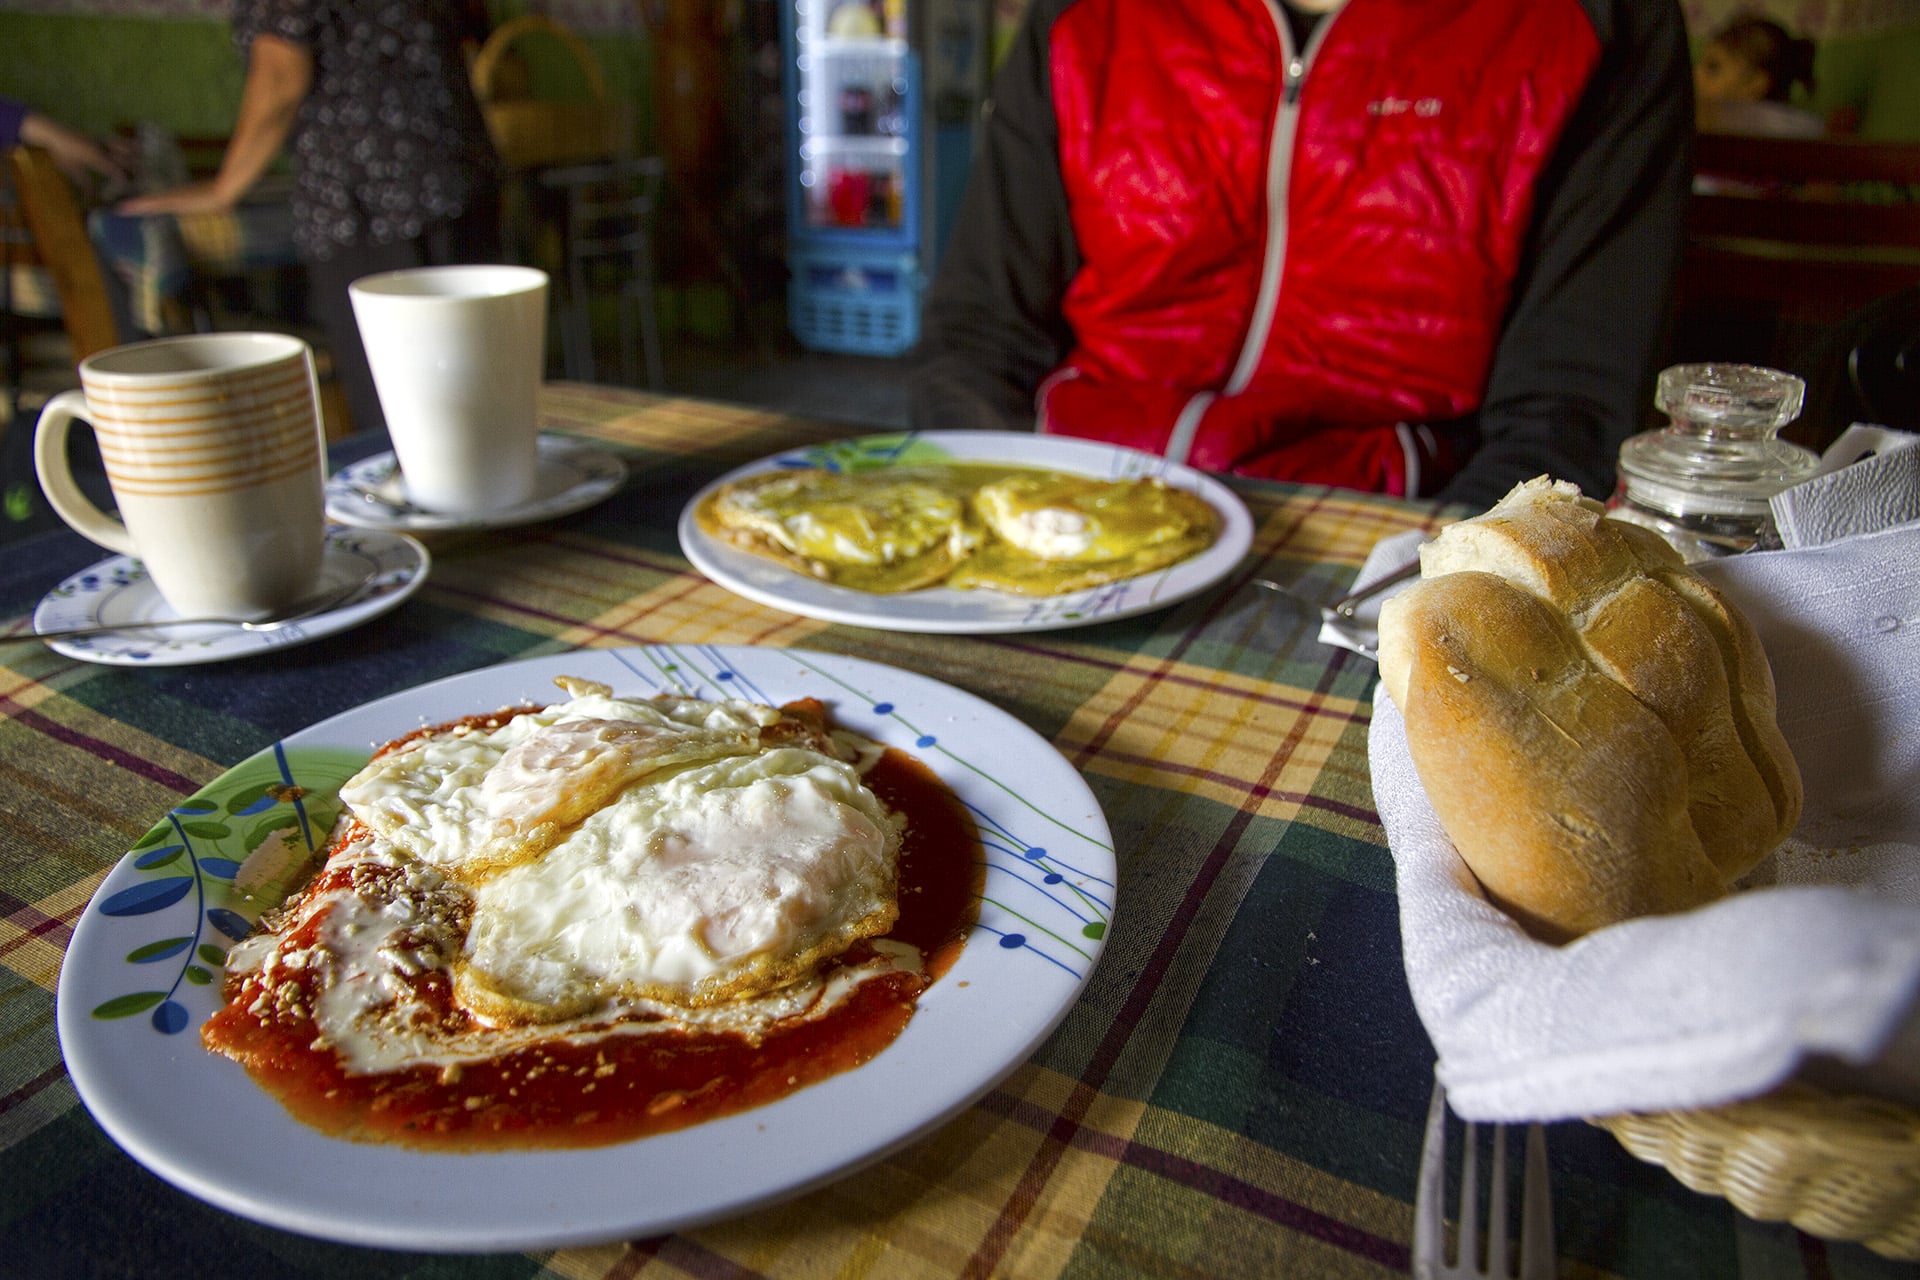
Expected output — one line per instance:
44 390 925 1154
233 0 502 260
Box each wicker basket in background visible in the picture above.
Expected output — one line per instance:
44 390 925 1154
471 15 631 171
1593 1082 1920 1259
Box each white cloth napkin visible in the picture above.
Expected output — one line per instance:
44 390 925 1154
1372 517 1920 1123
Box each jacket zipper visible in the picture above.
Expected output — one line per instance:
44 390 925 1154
1223 2 1335 397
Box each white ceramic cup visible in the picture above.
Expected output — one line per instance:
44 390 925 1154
34 332 328 619
349 264 549 516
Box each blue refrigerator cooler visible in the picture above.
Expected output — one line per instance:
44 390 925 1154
781 0 992 356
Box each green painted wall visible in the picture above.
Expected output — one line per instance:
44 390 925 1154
1811 24 1920 141
0 14 246 138
0 10 655 147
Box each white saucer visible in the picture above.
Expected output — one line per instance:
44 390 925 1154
325 435 626 531
29 527 430 667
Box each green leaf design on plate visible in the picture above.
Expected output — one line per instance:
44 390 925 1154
94 991 168 1019
102 745 371 1037
797 434 956 474
127 937 192 963
242 812 304 853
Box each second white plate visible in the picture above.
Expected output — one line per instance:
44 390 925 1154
678 431 1254 633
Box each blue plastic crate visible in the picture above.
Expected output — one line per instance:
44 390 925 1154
788 252 921 357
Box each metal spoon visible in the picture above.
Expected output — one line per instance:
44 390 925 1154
19 570 380 643
345 471 416 518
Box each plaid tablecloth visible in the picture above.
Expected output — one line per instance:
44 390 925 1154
0 387 1904 1280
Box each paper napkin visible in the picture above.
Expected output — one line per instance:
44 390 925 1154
1771 425 1920 550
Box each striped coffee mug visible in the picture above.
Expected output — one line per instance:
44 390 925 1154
33 332 328 619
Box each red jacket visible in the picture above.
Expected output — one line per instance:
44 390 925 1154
1037 0 1601 496
912 0 1693 508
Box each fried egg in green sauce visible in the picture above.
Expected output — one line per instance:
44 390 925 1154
698 463 1218 596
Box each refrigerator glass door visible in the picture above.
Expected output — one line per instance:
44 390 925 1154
793 0 913 241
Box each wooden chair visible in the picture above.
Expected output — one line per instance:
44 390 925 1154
5 144 122 365
1682 132 1920 325
540 155 666 388
6 144 356 441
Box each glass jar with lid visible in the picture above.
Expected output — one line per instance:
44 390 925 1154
1608 363 1820 562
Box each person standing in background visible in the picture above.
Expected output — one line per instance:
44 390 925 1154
910 0 1694 511
121 0 504 438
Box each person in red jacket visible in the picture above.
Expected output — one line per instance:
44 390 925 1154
910 0 1695 510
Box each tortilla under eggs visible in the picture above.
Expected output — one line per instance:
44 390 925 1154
698 466 986 593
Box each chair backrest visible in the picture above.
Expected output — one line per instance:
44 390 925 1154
5 145 121 362
1683 132 1920 325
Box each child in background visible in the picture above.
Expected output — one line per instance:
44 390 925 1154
1694 15 1825 137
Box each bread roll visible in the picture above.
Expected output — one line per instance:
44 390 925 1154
1377 477 1802 941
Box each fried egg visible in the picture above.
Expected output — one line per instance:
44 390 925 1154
946 472 1221 596
699 467 985 593
330 679 905 1027
340 680 778 877
701 462 1222 598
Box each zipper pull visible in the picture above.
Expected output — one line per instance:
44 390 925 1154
1284 55 1306 106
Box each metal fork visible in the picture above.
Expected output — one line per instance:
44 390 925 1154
1412 1078 1555 1280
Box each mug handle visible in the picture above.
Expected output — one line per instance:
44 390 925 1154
34 390 135 556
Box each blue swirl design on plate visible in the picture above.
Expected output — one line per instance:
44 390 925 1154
607 644 1115 981
91 743 365 1033
47 562 144 600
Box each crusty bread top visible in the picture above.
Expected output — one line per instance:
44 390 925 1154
1379 477 1802 941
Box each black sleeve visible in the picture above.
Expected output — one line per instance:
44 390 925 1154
906 0 1079 432
1435 0 1695 511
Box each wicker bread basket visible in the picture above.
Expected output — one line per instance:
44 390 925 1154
470 15 628 171
1592 1083 1920 1259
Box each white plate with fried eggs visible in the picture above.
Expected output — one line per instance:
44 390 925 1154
678 431 1255 632
56 644 1115 1251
